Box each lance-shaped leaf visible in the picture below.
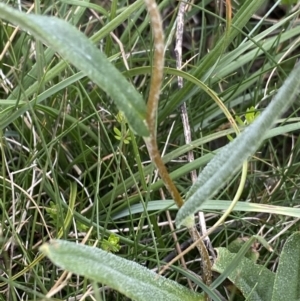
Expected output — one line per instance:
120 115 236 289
0 3 149 137
176 62 300 227
271 232 300 301
40 240 204 301
212 247 274 301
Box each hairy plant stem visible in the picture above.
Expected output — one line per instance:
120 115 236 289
188 227 212 286
143 0 214 293
143 0 184 209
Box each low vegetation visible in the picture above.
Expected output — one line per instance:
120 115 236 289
1 0 300 300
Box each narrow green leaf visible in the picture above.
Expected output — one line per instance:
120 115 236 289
199 0 267 81
112 200 300 220
59 0 109 16
176 62 300 228
272 232 300 301
212 247 275 301
40 240 204 301
0 3 149 137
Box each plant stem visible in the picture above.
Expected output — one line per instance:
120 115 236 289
143 0 184 208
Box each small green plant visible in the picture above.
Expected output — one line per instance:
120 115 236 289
45 201 63 227
227 106 260 140
113 111 132 144
239 106 261 125
101 233 121 253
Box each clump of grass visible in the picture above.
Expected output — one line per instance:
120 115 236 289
1 0 300 300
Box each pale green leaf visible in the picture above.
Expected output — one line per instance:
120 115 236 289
272 232 300 301
176 63 300 228
112 200 300 221
113 127 122 136
0 3 149 136
40 240 204 301
212 247 274 301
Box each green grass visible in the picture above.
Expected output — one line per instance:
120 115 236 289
1 0 300 300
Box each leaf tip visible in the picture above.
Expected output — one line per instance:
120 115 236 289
176 214 195 228
39 242 50 256
39 240 60 256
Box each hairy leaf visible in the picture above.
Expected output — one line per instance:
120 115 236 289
0 3 149 136
40 240 204 301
